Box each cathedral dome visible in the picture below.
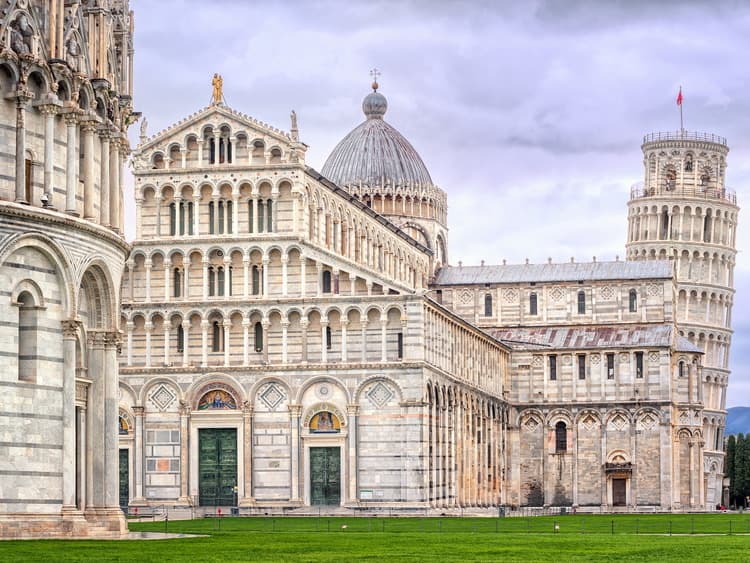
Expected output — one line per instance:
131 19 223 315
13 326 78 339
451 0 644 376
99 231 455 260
321 84 433 189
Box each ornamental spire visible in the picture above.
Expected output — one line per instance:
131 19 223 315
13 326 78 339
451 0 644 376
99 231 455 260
369 68 380 92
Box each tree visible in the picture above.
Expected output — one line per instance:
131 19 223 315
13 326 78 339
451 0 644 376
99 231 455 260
725 434 736 506
734 434 750 507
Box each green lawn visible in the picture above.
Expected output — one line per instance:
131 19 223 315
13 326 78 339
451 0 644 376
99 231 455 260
1 514 749 562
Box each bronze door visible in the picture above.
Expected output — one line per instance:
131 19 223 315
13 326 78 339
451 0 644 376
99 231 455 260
612 478 627 506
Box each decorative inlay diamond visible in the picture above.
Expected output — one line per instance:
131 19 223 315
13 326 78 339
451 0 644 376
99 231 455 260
458 289 473 305
619 353 629 363
550 287 565 302
532 355 542 367
590 354 601 365
679 411 690 424
638 413 657 431
150 384 176 411
580 414 598 431
366 382 394 408
647 283 661 297
260 384 285 411
502 288 518 303
524 417 540 432
608 414 628 431
649 352 659 362
600 286 614 300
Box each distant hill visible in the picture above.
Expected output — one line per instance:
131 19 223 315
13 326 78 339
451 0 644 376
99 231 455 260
726 407 750 436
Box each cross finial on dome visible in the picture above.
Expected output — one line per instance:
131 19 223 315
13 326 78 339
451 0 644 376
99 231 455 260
370 68 381 92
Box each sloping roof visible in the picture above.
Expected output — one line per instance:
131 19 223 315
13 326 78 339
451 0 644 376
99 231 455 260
490 324 681 351
676 336 703 354
434 260 672 285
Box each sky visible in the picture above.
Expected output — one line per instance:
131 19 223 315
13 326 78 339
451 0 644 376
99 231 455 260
127 0 750 406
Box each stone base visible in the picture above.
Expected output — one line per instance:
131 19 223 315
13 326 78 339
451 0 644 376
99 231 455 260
174 496 194 507
0 507 127 539
238 497 257 507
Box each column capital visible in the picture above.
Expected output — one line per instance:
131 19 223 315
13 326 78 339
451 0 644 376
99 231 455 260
242 401 254 416
347 404 360 416
36 102 61 116
63 109 82 125
132 406 145 416
61 319 81 339
179 399 191 416
288 404 303 417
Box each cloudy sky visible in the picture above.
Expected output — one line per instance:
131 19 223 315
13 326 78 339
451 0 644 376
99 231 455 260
127 0 749 406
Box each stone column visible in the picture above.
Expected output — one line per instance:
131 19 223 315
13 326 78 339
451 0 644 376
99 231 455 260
201 320 209 366
182 320 190 366
109 139 120 231
176 402 192 506
281 321 289 364
39 104 59 206
223 322 230 366
126 321 134 366
202 259 209 300
316 262 323 296
380 319 388 362
242 319 250 365
300 255 307 297
193 196 200 236
180 148 187 168
321 320 328 364
14 92 31 203
164 263 171 301
243 258 250 298
300 320 309 363
106 333 123 512
262 257 269 296
131 406 147 505
81 121 97 220
163 324 171 366
239 404 255 506
262 320 270 363
86 333 106 510
361 321 368 363
251 197 258 233
65 112 79 214
61 321 79 511
99 129 110 226
144 321 153 367
281 255 289 296
197 139 204 167
289 405 302 502
347 404 359 503
223 257 232 297
340 320 348 362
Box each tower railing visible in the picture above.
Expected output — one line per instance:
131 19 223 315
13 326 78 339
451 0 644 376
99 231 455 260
642 131 728 146
629 182 737 205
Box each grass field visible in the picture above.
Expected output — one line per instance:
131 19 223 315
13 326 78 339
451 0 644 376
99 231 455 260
1 513 749 562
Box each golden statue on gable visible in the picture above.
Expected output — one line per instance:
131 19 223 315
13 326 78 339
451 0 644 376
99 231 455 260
211 73 224 105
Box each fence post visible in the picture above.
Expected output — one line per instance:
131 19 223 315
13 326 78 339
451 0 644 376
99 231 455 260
611 520 614 535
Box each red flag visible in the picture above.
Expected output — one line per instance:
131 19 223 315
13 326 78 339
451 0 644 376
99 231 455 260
676 88 683 106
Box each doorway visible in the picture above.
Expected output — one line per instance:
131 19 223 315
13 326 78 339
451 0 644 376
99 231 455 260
310 447 341 505
199 428 237 506
119 449 129 509
612 478 627 506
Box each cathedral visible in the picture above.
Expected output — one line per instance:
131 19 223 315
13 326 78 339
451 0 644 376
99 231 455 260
0 1 739 539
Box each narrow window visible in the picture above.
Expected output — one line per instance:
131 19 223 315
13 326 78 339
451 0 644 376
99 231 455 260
529 292 538 315
635 351 644 378
397 332 403 360
218 137 225 164
187 202 194 235
248 200 254 233
607 353 615 379
266 199 273 232
322 270 332 294
703 215 712 243
326 326 332 350
212 321 223 352
217 267 225 297
228 267 233 297
685 155 693 172
549 355 557 381
173 268 181 298
435 289 442 304
176 324 184 353
251 265 260 295
208 266 215 296
484 294 492 317
577 354 586 379
226 200 233 234
577 291 586 314
24 158 33 203
227 139 232 163
660 210 669 240
169 202 176 236
179 201 185 235
254 322 263 352
257 202 264 233
208 201 215 234
17 292 37 382
629 289 637 313
209 137 215 164
678 361 685 378
218 200 225 234
555 421 567 453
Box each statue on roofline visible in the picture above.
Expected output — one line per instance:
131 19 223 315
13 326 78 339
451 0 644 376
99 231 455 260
211 73 223 105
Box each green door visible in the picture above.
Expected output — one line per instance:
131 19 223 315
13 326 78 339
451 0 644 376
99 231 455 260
199 428 237 506
119 449 129 509
310 447 341 505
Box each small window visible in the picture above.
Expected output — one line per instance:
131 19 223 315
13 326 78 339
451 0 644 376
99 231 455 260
24 158 33 203
529 292 538 316
678 361 685 378
248 200 254 233
209 201 216 234
251 265 261 296
629 289 637 313
208 266 216 296
635 351 644 379
217 267 225 297
549 355 557 381
322 270 332 294
607 353 615 380
435 289 442 304
684 155 693 172
266 199 273 232
397 332 403 360
17 292 37 382
555 421 567 453
179 201 185 235
703 215 712 243
177 324 184 353
326 325 332 350
212 321 223 352
187 202 194 235
257 202 265 233
226 200 233 234
254 322 263 352
577 291 586 314
218 200 225 234
577 354 586 380
173 268 181 298
169 202 176 236
228 267 233 297
484 294 492 317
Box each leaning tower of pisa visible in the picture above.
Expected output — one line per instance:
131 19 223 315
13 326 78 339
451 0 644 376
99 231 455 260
626 130 739 506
